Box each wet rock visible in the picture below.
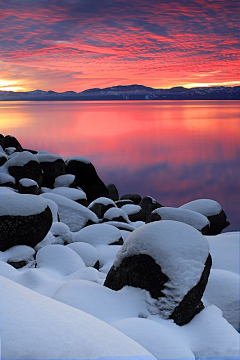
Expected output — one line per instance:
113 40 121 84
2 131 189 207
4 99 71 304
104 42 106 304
65 156 108 202
104 221 211 326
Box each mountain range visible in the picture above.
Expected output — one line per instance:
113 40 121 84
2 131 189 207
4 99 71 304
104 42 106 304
0 84 239 101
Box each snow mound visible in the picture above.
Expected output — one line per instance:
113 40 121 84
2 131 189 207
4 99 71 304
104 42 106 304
54 174 76 187
88 196 116 207
66 155 91 164
0 193 49 216
204 269 239 331
151 207 210 231
51 187 87 201
67 242 99 267
0 245 35 263
0 172 15 185
19 178 38 187
104 207 130 222
36 153 63 162
1 276 154 359
122 204 142 215
180 198 222 216
72 223 122 246
3 151 38 168
50 222 72 244
36 245 85 276
41 193 98 231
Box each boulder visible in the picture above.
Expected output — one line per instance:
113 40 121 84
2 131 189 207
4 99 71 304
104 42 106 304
120 194 142 205
3 135 23 151
139 196 163 217
102 207 130 224
0 152 8 166
72 223 123 246
0 172 16 188
50 187 87 206
106 183 119 201
65 156 108 202
121 204 147 222
104 220 212 326
180 199 230 235
37 153 65 188
4 151 43 186
54 174 77 188
146 207 210 234
0 245 36 269
0 193 52 251
116 199 134 208
18 178 40 195
88 197 116 218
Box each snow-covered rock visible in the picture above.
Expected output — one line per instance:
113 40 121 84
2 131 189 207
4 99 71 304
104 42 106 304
67 242 99 268
72 223 123 246
51 186 87 205
19 177 39 194
54 174 77 188
88 196 116 218
37 153 65 187
103 206 131 223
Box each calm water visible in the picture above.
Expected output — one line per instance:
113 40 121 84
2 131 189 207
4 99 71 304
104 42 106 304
1 100 240 230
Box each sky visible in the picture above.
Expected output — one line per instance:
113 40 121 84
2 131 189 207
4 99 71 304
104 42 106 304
0 0 239 92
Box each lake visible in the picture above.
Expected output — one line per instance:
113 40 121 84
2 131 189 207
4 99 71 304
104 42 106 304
0 100 240 231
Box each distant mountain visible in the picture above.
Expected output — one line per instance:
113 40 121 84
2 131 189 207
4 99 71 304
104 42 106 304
0 84 239 101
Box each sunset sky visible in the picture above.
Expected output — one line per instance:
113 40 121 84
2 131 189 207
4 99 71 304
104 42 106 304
0 0 239 92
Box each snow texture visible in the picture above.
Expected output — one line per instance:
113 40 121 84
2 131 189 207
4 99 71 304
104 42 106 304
104 207 130 222
67 242 99 267
0 172 16 184
0 193 49 216
51 187 87 201
72 223 122 246
19 178 38 187
0 245 35 263
180 198 222 216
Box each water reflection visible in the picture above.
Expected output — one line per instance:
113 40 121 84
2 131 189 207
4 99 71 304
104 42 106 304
1 100 240 230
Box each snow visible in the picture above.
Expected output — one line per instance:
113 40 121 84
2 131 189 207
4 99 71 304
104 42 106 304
42 198 59 222
51 186 87 201
104 207 130 222
96 244 121 273
19 178 38 187
88 196 116 207
122 204 142 215
0 193 49 216
54 174 75 187
0 172 16 185
67 242 99 267
1 276 154 359
3 150 38 168
114 221 209 318
100 220 136 231
50 221 72 243
66 155 91 164
36 244 85 276
113 317 195 359
182 305 239 358
41 193 98 231
151 207 210 230
180 198 222 216
36 153 63 162
206 231 239 274
0 245 35 263
72 223 122 246
204 269 239 331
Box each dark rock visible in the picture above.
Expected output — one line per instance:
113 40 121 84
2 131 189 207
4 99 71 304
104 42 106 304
120 194 142 205
5 147 17 155
7 260 28 269
0 206 52 251
107 183 119 201
22 148 38 154
3 135 23 151
54 174 77 188
65 157 109 202
37 155 65 188
207 210 230 235
0 152 8 166
116 199 134 208
0 173 16 188
121 204 146 222
94 260 100 270
88 197 116 218
139 196 163 217
102 207 130 224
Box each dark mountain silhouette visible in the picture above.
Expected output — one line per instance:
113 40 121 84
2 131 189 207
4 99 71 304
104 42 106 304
0 84 239 101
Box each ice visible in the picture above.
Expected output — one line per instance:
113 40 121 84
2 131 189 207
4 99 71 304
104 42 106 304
151 207 210 230
0 193 49 216
72 223 122 246
1 276 154 359
180 198 222 216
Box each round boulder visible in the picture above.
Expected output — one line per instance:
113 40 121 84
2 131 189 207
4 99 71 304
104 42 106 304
19 178 39 195
104 220 212 326
121 204 146 222
37 153 65 188
0 193 52 251
88 197 116 218
54 174 77 188
120 194 142 205
106 183 119 201
139 196 163 217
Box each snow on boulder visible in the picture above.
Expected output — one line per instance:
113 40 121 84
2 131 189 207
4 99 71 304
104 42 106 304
139 196 163 217
104 220 211 325
1 276 155 359
0 151 8 166
3 151 43 185
0 245 35 269
51 187 87 205
50 222 72 244
41 193 98 231
67 242 99 268
121 204 147 222
0 193 52 251
54 174 77 188
65 156 109 202
19 177 39 195
2 134 22 151
103 207 131 223
101 220 136 232
182 305 239 358
146 207 210 234
180 199 230 235
113 317 195 359
0 172 15 188
72 223 123 246
36 153 65 188
204 269 239 331
36 244 85 276
88 196 116 218
120 193 142 205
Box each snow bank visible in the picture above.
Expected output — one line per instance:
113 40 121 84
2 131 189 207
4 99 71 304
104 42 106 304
1 276 154 359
